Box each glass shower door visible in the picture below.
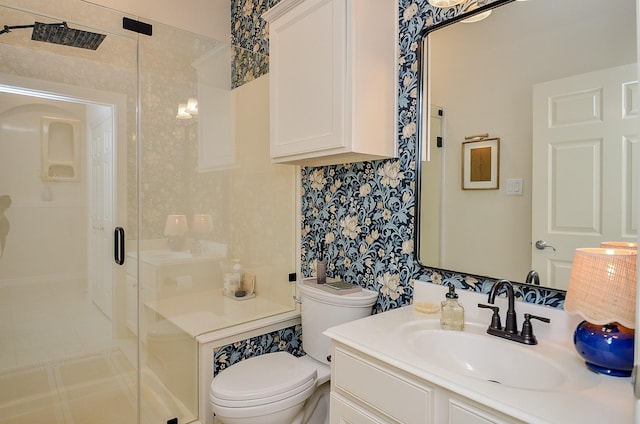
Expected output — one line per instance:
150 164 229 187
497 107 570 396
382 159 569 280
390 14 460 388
136 21 228 424
134 15 299 421
0 3 141 423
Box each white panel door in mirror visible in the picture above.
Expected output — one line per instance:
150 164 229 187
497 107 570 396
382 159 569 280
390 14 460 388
532 64 638 290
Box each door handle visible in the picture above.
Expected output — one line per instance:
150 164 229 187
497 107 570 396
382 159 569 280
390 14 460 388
535 240 556 251
114 227 125 265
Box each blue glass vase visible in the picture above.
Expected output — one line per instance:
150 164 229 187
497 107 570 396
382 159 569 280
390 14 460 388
573 321 634 377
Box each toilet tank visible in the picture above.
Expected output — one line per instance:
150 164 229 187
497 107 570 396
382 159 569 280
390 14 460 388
297 281 378 365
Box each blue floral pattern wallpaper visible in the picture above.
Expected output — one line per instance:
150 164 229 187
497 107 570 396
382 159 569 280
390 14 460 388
214 0 566 375
213 324 303 374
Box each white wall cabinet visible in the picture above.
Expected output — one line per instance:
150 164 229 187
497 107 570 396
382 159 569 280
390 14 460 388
263 0 398 166
330 344 524 424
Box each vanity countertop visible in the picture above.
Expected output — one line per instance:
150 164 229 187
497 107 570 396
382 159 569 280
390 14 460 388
324 280 634 424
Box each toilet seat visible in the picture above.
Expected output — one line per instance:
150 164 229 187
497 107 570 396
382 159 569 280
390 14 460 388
210 352 317 409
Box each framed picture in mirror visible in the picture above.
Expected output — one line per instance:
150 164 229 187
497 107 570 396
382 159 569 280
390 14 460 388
462 137 499 190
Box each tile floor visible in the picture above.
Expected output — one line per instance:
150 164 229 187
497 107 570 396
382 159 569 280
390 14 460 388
0 279 191 424
0 278 118 371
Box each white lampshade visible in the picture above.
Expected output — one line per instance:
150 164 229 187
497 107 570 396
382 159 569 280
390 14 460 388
186 97 198 115
565 248 637 329
429 0 465 8
164 214 188 236
176 104 192 120
192 214 213 234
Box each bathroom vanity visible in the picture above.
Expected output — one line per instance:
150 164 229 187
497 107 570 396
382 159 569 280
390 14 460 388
325 280 634 424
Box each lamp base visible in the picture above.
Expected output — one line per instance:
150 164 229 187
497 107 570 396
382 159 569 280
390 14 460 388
167 236 186 251
573 321 634 377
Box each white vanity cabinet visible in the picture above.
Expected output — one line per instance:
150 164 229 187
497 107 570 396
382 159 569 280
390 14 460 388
326 281 633 424
330 344 524 424
263 0 398 166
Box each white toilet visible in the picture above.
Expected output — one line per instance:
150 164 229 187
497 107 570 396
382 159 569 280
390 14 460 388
209 280 378 424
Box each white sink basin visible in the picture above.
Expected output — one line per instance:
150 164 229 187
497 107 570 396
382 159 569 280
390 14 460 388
401 320 598 391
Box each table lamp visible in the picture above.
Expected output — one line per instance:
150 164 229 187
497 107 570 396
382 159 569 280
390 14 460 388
564 247 637 377
192 214 213 235
191 213 213 254
600 241 638 250
164 214 188 251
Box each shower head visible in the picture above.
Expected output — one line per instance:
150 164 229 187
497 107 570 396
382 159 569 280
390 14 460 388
0 22 106 50
32 22 106 50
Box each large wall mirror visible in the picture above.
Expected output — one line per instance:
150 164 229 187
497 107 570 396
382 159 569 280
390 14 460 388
416 0 638 291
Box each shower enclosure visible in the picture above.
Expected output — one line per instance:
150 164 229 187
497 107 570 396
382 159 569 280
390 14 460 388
0 1 297 423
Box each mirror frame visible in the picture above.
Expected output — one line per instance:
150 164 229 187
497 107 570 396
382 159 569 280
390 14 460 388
413 0 567 307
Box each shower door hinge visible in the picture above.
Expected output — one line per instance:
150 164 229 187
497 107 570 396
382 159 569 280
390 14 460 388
122 17 152 36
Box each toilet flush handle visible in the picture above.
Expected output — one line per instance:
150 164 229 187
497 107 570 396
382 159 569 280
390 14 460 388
293 295 302 304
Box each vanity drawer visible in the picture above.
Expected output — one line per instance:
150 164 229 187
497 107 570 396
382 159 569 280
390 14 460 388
333 347 433 423
330 392 390 424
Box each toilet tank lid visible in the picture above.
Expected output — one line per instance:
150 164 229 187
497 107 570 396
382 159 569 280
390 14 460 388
297 281 378 307
211 352 317 403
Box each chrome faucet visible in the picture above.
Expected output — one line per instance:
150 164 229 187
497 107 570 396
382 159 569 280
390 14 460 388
525 270 540 285
478 279 550 345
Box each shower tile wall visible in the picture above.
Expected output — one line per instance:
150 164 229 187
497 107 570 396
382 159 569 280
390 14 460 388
0 95 87 284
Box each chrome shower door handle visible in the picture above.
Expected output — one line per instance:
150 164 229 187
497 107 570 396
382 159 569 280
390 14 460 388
535 240 556 251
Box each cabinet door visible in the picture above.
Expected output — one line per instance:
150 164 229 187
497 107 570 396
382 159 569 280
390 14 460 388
330 393 394 424
448 398 518 424
268 0 347 159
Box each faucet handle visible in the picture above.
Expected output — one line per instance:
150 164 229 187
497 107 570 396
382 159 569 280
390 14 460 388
520 313 551 345
478 303 502 330
524 313 550 325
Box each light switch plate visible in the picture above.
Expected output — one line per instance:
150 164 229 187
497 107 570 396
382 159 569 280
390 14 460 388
506 178 523 196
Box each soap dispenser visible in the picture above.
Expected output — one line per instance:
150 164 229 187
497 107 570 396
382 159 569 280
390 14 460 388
441 284 464 331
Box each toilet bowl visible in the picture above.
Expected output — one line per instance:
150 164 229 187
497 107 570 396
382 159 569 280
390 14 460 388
210 352 330 424
210 281 378 424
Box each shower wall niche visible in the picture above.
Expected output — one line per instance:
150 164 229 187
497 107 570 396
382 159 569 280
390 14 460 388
41 116 80 181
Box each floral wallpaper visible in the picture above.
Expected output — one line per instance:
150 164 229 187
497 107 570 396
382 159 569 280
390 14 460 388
213 324 303 374
214 0 567 376
230 0 277 87
301 162 417 312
